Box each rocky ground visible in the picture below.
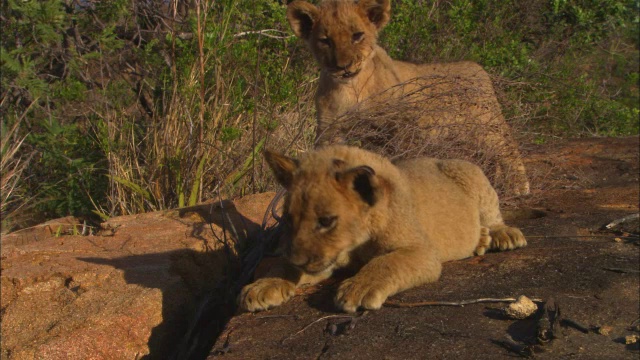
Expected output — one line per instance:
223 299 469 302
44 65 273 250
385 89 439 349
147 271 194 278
1 193 276 359
1 137 638 359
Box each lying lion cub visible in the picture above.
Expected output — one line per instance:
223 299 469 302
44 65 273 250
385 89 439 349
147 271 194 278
240 146 527 313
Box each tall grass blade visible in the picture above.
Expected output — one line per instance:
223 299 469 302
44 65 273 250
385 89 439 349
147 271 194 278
109 175 152 202
224 137 266 188
188 155 207 206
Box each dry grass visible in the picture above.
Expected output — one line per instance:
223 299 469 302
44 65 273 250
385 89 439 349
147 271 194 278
88 1 317 217
1 116 33 233
316 75 529 201
100 54 317 217
101 73 530 215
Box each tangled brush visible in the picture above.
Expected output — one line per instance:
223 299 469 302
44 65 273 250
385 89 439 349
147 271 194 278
315 74 528 199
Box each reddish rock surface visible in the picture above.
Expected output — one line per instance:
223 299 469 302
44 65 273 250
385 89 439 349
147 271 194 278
1 192 276 359
208 137 639 359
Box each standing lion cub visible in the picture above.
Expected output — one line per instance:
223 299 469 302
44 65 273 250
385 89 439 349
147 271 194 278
287 0 530 196
239 146 526 313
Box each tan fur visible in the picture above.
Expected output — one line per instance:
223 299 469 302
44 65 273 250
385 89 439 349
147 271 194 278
287 0 530 195
239 145 527 313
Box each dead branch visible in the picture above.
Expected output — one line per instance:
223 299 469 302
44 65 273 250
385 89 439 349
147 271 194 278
385 297 543 308
602 267 640 274
526 235 634 239
255 314 299 320
537 297 559 343
604 213 639 230
233 29 294 39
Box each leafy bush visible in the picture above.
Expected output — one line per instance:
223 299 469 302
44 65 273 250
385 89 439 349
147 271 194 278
382 0 639 136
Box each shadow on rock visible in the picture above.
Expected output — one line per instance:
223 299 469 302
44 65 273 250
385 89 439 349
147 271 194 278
80 248 232 359
303 270 356 313
80 198 273 359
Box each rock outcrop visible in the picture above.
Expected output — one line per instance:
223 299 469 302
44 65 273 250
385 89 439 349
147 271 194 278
1 192 276 359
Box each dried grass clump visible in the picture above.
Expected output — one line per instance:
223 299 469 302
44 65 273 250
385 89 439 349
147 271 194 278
1 117 33 233
316 74 527 199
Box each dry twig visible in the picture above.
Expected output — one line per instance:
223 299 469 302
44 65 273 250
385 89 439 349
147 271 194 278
525 235 630 239
604 214 639 230
537 297 560 343
256 314 298 320
233 29 294 39
602 267 640 274
385 297 542 308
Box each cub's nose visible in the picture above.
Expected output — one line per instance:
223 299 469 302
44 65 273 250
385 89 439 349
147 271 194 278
288 252 309 268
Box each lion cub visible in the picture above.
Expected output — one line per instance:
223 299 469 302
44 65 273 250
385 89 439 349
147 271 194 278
287 0 530 196
239 146 526 313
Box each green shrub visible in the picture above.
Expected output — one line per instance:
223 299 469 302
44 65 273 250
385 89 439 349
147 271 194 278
26 117 108 220
382 0 639 136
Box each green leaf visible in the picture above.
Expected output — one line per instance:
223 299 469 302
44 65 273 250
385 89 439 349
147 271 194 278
91 209 110 221
188 155 207 206
108 175 152 201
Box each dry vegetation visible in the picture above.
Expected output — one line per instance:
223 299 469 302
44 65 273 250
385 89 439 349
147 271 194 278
1 115 32 229
317 75 529 200
1 0 637 232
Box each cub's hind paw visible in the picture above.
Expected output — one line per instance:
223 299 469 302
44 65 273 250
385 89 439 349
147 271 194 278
238 278 295 312
489 225 527 252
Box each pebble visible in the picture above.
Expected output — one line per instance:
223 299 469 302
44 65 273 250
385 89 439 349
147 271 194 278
625 335 639 345
596 325 612 336
503 295 538 319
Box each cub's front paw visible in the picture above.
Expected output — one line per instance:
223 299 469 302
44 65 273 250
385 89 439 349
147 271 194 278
239 278 295 312
335 277 389 313
490 226 527 251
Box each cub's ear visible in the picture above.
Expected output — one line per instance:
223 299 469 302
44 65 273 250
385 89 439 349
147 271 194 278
358 0 391 30
264 150 299 189
287 1 319 40
336 165 380 206
332 158 346 169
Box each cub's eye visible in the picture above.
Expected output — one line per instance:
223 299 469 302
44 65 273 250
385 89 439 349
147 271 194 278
318 37 331 46
352 32 364 43
317 215 337 229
